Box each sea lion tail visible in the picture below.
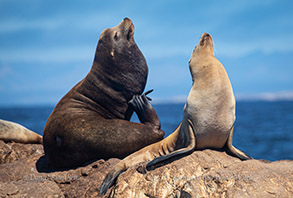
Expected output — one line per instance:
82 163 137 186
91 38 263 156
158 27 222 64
225 126 252 160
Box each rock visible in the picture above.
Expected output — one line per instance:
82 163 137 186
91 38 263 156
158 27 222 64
0 180 64 198
0 141 292 197
0 140 43 164
0 141 120 198
110 150 293 198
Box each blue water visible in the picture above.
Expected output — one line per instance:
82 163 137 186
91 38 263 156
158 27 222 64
0 101 292 161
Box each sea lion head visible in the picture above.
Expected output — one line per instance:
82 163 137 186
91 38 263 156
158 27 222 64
92 18 148 96
94 17 146 70
191 33 214 58
97 17 135 56
189 33 214 80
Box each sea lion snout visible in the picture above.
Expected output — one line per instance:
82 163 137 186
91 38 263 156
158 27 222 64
119 18 134 40
200 33 212 46
119 17 134 30
202 33 211 38
123 17 132 23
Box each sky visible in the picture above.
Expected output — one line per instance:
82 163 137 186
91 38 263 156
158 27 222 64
0 0 292 106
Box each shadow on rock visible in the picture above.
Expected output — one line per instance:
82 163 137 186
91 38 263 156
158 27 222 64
36 155 106 173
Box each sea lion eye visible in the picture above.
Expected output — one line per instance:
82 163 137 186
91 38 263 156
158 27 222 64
114 32 118 41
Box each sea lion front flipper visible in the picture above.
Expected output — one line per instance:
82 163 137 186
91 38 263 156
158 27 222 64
143 89 154 101
224 126 252 160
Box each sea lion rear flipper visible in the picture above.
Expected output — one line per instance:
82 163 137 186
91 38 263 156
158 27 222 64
100 168 124 195
100 123 183 194
225 126 252 160
146 144 195 169
147 122 196 168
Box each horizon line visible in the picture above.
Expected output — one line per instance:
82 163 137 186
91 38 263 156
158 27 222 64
0 91 293 108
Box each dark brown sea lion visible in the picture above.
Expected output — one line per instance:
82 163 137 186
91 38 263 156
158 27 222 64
100 33 251 194
43 18 164 168
0 119 42 144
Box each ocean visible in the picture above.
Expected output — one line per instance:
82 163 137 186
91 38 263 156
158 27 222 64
0 101 292 161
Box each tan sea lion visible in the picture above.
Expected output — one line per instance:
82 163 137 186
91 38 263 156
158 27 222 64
0 119 42 144
43 18 164 168
100 33 251 194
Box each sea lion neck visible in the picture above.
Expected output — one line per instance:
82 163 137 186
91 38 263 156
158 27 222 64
77 50 147 119
189 33 215 82
66 18 148 119
91 45 148 95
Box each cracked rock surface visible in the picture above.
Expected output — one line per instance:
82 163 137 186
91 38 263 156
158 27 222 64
0 140 292 197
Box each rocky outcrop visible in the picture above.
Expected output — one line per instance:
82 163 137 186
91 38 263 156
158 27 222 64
110 150 293 197
0 140 292 197
0 140 43 164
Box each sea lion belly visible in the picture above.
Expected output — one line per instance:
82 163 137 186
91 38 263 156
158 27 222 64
186 91 233 149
